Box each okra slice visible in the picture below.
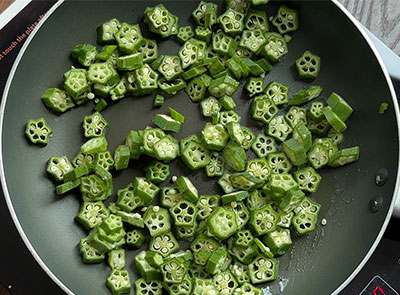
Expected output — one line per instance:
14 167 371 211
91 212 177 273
72 43 97 67
117 211 144 228
82 112 109 139
272 5 299 34
328 146 360 167
177 26 195 43
153 114 181 133
234 283 262 295
212 31 238 57
225 201 250 229
196 195 220 220
56 179 80 195
292 211 318 235
180 134 202 152
126 230 145 249
226 0 250 14
135 279 162 295
213 271 239 295
201 123 230 151
224 141 247 172
176 176 199 203
265 173 298 200
159 55 183 81
134 64 159 94
108 249 126 270
116 183 143 212
206 247 229 274
116 52 143 71
114 145 130 170
289 85 323 106
195 26 212 43
79 176 110 202
134 177 159 205
181 142 211 170
219 110 241 126
246 158 271 183
192 1 218 27
251 134 277 158
251 97 278 124
219 8 245 35
285 106 307 129
135 251 162 281
143 128 165 156
326 92 353 121
267 115 293 142
229 172 262 191
228 241 258 265
179 40 199 69
186 77 207 102
144 206 171 237
137 38 158 63
218 171 237 194
308 118 331 136
249 255 279 283
250 204 279 235
47 156 73 182
97 18 121 44
245 77 264 98
161 258 188 284
221 191 249 204
293 123 312 152
296 50 321 79
314 138 338 158
263 227 292 256
226 122 245 145
245 9 268 31
262 32 288 62
263 81 289 106
153 94 164 108
240 29 266 54
170 200 197 227
106 270 131 295
294 167 321 193
150 232 179 257
208 207 238 240
308 101 325 122
246 190 269 211
308 143 330 169
64 68 89 98
41 88 74 113
160 186 183 208
282 138 307 166
200 97 221 117
240 127 256 150
192 278 218 295
176 224 198 241
79 237 105 264
328 128 345 145
115 22 144 53
87 63 118 86
278 209 295 228
229 262 250 285
76 201 110 230
144 161 170 184
323 106 347 133
163 273 193 295
209 75 240 98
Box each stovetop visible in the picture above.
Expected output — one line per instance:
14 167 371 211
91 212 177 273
0 2 399 295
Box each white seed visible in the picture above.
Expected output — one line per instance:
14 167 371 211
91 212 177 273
172 176 177 182
153 206 160 212
141 207 148 212
87 92 95 100
321 218 327 226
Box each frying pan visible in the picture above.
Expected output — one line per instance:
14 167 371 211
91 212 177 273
1 0 399 294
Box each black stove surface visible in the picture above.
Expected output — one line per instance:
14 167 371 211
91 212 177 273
0 1 399 295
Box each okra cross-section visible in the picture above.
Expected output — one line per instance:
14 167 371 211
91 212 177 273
262 33 288 62
161 258 188 283
76 201 110 230
240 29 266 54
245 9 268 31
134 64 159 94
135 279 162 295
219 8 245 35
115 23 144 53
106 269 131 295
251 97 278 124
143 206 171 236
159 55 183 81
83 112 109 138
294 167 322 193
181 141 211 170
46 156 73 182
133 177 160 205
296 50 321 79
150 232 179 257
250 204 279 235
170 200 197 227
201 123 229 151
205 151 225 177
25 118 53 145
272 5 299 34
213 271 239 295
208 207 238 240
266 173 298 200
245 158 271 183
248 255 279 283
196 194 220 220
41 88 74 113
251 134 277 158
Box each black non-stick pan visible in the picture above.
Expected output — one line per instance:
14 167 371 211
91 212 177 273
1 1 399 294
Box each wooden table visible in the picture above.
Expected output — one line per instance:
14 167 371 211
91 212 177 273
0 0 399 55
339 0 400 55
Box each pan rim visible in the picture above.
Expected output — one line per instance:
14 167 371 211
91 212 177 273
0 1 398 295
329 0 400 293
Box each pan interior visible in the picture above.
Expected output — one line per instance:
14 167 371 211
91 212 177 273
1 1 398 295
